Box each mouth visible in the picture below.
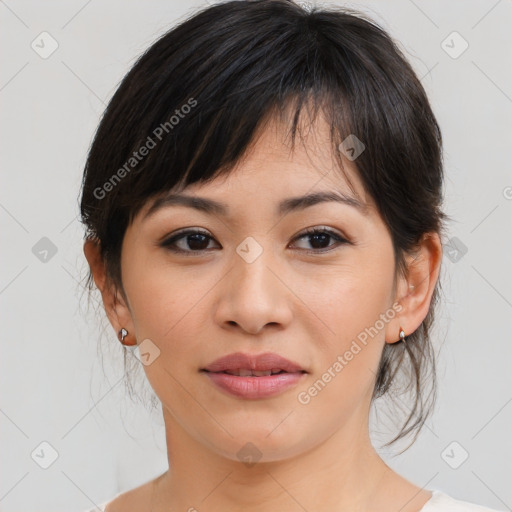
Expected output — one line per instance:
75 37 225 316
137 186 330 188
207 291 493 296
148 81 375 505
201 369 307 399
201 351 307 374
200 352 307 399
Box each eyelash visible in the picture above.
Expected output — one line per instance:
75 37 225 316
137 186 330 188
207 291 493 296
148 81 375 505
160 227 350 256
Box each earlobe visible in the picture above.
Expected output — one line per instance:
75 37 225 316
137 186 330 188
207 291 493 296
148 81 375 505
118 327 137 346
385 232 443 344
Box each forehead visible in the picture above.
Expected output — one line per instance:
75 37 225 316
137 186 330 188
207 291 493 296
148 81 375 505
228 111 365 190
142 111 371 221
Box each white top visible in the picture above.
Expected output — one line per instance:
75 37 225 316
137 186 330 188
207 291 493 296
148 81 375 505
421 490 503 511
84 489 504 511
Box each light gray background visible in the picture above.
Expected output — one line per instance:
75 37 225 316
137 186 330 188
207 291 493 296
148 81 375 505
1 0 511 511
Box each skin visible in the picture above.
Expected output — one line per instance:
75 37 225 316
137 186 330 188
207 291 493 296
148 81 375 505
84 113 442 512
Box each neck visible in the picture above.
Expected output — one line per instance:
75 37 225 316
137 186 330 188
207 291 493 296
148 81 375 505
152 407 393 512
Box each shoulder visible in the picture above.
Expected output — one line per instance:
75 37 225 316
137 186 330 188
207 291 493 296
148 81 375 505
97 478 155 512
421 490 504 512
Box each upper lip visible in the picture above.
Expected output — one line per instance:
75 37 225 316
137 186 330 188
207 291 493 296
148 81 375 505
202 352 307 373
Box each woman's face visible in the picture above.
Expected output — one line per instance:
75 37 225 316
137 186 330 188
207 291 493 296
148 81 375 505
112 115 414 463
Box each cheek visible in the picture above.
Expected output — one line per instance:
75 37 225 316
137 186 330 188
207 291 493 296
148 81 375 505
122 259 214 403
122 253 220 355
298 251 395 374
293 273 390 423
302 254 394 333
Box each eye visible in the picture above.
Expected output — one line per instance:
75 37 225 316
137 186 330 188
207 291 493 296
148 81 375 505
289 227 349 253
160 229 219 255
160 226 350 256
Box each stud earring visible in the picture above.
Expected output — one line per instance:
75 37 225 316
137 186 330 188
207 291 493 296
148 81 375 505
118 328 136 346
399 326 406 343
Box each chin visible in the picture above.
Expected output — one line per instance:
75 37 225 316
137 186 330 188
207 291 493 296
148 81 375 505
202 422 313 464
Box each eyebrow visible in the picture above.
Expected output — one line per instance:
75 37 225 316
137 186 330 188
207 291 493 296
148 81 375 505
143 190 369 221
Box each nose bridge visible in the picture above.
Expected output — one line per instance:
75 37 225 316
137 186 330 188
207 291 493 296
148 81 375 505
232 236 278 303
215 236 291 333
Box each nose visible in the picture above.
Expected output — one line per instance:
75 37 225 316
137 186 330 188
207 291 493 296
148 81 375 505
213 246 293 336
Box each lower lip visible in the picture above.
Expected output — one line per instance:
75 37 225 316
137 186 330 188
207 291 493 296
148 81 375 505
202 371 306 399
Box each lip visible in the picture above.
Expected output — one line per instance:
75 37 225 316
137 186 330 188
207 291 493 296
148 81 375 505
202 352 306 373
201 352 307 399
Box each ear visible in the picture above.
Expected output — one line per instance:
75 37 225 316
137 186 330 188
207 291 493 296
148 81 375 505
83 239 136 343
385 232 443 344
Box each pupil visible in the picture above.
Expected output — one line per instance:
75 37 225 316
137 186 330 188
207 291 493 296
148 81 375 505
310 233 329 249
188 234 208 250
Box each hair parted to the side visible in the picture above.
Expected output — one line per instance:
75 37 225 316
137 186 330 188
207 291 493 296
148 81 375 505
78 0 450 451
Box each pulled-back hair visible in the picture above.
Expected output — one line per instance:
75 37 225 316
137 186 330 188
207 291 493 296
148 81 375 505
79 0 449 450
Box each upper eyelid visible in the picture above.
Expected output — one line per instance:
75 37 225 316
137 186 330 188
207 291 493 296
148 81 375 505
161 226 349 250
164 226 346 240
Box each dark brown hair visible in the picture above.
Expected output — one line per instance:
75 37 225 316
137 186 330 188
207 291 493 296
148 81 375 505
79 0 450 451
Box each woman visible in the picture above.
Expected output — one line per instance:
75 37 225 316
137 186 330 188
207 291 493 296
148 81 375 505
80 1 501 510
